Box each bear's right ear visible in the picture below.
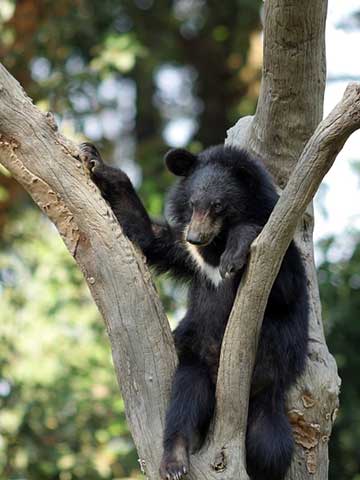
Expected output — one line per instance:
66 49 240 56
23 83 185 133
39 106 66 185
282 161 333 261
164 148 198 176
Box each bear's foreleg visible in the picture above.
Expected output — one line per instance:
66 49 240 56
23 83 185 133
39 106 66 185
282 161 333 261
219 223 262 278
80 142 154 249
80 143 193 278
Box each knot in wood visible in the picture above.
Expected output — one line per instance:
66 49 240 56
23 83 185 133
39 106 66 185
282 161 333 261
211 449 227 472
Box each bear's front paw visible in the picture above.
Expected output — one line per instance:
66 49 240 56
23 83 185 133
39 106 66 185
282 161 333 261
79 142 104 175
219 248 248 279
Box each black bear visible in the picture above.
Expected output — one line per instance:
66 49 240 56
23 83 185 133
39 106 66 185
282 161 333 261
80 143 309 480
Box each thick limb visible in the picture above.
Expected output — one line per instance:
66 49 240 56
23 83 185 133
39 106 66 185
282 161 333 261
80 143 192 279
219 223 262 278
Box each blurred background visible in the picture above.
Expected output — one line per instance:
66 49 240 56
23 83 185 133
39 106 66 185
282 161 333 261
0 0 359 479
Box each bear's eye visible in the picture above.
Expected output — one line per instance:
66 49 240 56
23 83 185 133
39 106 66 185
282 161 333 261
213 200 222 211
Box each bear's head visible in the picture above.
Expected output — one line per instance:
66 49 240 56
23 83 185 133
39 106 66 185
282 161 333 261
164 145 277 247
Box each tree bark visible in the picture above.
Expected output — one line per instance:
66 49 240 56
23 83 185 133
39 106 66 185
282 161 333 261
0 1 357 479
226 1 340 478
0 65 176 480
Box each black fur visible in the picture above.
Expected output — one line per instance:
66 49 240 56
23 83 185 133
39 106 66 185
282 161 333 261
80 143 309 480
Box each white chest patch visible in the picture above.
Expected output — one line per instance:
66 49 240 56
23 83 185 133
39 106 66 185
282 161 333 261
186 243 223 287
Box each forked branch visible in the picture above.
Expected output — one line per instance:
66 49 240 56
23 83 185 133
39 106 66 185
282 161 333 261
214 83 360 472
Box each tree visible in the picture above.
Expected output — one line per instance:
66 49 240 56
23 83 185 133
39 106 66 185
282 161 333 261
0 1 358 479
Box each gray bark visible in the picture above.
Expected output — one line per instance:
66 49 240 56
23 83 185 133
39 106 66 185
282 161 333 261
0 1 357 478
226 1 340 478
0 66 176 479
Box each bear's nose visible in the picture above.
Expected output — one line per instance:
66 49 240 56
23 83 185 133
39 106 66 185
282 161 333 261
186 232 204 245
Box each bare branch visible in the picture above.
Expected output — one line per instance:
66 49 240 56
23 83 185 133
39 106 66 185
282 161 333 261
226 2 340 477
215 83 360 473
0 63 177 479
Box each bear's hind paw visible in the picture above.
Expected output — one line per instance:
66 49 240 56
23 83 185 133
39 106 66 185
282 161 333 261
160 441 189 480
159 460 188 480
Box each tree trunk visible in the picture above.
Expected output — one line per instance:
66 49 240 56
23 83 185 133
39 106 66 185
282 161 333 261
227 1 340 478
1 1 358 478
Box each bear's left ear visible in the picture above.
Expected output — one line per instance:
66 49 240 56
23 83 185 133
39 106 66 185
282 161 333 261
164 148 198 176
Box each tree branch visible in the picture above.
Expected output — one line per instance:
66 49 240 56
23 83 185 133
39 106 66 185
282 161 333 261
215 83 360 476
225 2 341 478
0 63 177 479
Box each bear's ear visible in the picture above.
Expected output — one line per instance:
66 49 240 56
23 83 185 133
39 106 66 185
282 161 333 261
164 148 198 176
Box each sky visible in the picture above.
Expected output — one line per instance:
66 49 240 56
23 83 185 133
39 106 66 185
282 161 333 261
313 0 360 254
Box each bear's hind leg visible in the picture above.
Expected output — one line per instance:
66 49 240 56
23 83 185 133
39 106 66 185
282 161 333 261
160 361 215 480
246 388 294 480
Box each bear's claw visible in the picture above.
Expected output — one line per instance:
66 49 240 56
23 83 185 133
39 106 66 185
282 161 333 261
219 252 247 279
160 460 188 480
160 443 189 480
79 142 103 173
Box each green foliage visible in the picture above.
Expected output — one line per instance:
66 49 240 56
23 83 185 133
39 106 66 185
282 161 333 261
91 34 146 74
319 235 360 480
0 209 139 479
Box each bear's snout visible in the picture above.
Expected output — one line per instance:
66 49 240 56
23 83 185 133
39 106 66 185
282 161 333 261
186 230 205 245
185 210 220 246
